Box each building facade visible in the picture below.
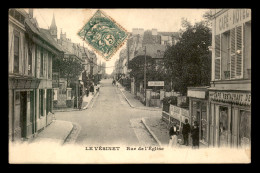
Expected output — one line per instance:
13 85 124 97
8 9 63 141
188 9 252 148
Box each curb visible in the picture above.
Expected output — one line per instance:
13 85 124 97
63 122 82 145
141 118 163 147
53 109 80 113
62 123 74 145
118 87 161 112
83 91 99 110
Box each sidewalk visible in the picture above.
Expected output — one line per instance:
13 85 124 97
53 91 99 112
30 120 73 145
141 116 190 149
118 84 161 111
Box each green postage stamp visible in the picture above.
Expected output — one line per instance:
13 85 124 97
78 10 128 61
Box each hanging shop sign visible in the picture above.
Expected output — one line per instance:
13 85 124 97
216 9 251 35
209 91 251 106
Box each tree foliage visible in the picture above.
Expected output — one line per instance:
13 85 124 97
128 55 167 87
164 20 212 95
53 55 84 87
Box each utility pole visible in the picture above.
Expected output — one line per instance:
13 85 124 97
144 46 147 99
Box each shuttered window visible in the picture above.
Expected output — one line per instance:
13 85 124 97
236 25 243 78
230 28 236 79
230 25 243 79
215 34 221 80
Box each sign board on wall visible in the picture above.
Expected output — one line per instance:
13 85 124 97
209 91 251 106
169 104 190 123
148 81 164 86
215 9 251 35
187 90 206 99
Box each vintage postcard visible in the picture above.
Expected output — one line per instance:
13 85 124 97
8 8 251 164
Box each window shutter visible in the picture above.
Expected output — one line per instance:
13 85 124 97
215 34 221 80
230 28 236 79
215 59 221 80
215 35 220 58
236 25 243 78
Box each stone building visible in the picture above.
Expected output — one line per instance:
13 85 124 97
187 9 251 148
8 9 63 141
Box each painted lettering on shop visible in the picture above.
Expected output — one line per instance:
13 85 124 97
209 91 251 105
216 9 251 35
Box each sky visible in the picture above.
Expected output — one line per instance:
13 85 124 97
25 8 209 74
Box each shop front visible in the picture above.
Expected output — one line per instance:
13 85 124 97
9 76 40 141
208 90 251 148
187 87 210 147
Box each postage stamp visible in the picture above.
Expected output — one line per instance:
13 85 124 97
78 10 129 61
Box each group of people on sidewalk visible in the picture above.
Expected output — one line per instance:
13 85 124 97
168 119 199 149
78 84 100 111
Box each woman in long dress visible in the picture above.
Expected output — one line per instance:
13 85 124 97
169 123 179 148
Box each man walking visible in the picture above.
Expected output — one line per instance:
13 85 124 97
182 119 191 146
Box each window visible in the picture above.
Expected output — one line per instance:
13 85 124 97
239 110 251 147
13 31 20 73
244 22 251 79
28 43 32 75
200 102 208 143
48 53 52 79
46 89 52 114
230 25 243 79
214 34 221 80
9 9 25 25
39 89 44 117
221 32 231 80
35 45 37 77
219 106 229 147
40 48 43 77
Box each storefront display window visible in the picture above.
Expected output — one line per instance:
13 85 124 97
239 110 251 147
200 103 208 143
219 106 228 147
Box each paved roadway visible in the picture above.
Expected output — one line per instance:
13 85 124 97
55 79 160 146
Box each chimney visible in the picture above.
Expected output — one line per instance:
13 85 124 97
29 9 33 18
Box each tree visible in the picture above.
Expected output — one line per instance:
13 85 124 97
164 20 212 95
128 55 168 90
53 55 84 87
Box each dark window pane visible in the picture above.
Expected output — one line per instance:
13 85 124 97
14 35 19 73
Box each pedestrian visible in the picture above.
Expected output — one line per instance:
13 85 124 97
78 95 83 111
90 84 94 95
86 87 89 97
191 121 199 149
169 122 179 148
182 119 191 146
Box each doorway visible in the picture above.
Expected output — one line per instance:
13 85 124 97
20 91 27 138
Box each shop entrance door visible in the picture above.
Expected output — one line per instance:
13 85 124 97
20 91 27 138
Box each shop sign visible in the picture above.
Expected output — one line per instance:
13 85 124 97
216 9 251 35
187 90 206 99
148 81 164 86
209 91 251 106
